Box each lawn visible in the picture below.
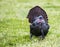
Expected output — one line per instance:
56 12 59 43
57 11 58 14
0 0 60 47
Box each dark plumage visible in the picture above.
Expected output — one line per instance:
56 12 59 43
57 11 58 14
27 6 50 39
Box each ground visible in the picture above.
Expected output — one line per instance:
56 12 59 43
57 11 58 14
0 0 60 47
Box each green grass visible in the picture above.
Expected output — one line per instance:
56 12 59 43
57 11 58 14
0 0 60 47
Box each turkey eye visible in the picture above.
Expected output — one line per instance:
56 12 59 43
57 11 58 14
39 17 42 19
36 22 39 24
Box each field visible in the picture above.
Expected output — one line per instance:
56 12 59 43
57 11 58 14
0 0 60 47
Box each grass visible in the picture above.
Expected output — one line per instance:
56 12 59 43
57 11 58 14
0 0 60 47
